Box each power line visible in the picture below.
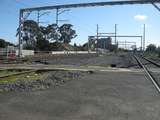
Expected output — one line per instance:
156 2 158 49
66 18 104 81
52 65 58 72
13 0 28 7
68 14 96 34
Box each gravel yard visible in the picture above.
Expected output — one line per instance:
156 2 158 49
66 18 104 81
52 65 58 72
0 53 159 120
0 71 160 120
0 70 83 93
28 53 137 68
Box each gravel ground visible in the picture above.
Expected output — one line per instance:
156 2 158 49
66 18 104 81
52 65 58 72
0 53 160 120
0 71 83 93
0 71 160 120
30 53 137 68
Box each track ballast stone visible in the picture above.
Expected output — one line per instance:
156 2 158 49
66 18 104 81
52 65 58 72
0 71 83 93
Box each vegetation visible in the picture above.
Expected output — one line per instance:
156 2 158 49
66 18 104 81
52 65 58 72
145 44 160 58
0 71 45 84
17 20 77 51
0 39 15 48
146 44 157 53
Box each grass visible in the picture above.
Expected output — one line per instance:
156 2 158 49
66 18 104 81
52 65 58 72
0 71 46 84
0 70 18 77
144 52 159 59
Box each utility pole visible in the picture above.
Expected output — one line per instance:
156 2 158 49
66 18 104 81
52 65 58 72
88 37 90 53
141 36 143 51
96 24 99 52
115 24 117 45
143 24 146 51
37 10 40 26
97 24 99 40
18 10 24 58
56 8 59 25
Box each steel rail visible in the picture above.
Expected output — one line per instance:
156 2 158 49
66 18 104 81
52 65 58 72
134 55 160 93
142 56 160 68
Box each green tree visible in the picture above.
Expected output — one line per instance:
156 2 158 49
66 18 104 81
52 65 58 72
0 39 8 48
36 35 50 51
17 20 40 50
17 20 77 50
0 39 14 48
46 24 60 42
146 44 157 53
59 24 77 44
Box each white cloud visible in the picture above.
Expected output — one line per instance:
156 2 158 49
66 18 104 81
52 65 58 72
134 14 148 21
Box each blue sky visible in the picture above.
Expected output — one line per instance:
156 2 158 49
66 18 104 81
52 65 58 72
0 0 160 48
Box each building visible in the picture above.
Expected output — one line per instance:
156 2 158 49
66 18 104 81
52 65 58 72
87 36 112 51
97 37 112 49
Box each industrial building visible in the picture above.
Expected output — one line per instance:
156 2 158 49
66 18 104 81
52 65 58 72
87 36 112 51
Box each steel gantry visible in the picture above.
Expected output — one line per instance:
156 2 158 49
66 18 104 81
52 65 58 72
18 0 160 57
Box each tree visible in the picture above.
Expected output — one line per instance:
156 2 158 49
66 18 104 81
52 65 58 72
36 36 50 51
146 44 157 53
0 39 7 48
59 24 77 44
0 39 15 48
17 20 40 50
45 24 60 42
17 20 77 51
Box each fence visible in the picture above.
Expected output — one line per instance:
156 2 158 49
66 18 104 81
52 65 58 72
51 51 97 55
0 47 16 64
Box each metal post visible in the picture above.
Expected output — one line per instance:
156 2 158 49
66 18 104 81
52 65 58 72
56 8 59 25
37 10 40 26
143 24 146 51
115 24 117 45
18 10 23 58
152 3 160 12
140 36 143 51
96 24 99 52
88 37 90 53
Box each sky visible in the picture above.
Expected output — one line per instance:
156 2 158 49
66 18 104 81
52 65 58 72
0 0 160 49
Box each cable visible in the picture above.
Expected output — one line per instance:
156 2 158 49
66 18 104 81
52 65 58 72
13 0 29 7
68 14 96 35
70 13 96 31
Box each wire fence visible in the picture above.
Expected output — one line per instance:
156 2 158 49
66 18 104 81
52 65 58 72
0 47 17 64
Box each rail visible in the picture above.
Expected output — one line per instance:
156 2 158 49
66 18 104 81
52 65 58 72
134 55 160 93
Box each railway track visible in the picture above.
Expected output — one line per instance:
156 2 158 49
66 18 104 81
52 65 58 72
134 55 160 93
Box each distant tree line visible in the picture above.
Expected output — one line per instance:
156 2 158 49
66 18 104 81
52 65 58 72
0 39 15 48
145 44 160 57
17 20 77 51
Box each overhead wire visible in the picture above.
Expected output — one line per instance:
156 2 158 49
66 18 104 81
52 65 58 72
68 14 96 35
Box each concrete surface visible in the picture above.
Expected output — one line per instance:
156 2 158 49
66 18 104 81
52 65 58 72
0 70 160 120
